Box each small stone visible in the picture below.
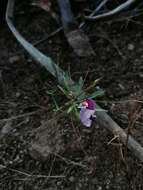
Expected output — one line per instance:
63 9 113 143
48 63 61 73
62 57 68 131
29 119 65 161
1 121 12 135
78 183 82 188
57 181 62 186
9 161 13 165
106 185 110 189
24 96 29 100
16 92 21 98
139 73 143 78
13 155 20 162
69 176 75 182
97 187 102 190
9 56 20 63
127 44 134 51
96 86 101 90
49 40 52 44
18 187 24 190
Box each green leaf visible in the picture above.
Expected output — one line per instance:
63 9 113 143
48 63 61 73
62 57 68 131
67 105 74 114
51 95 60 111
73 105 79 119
57 85 69 97
63 72 70 91
92 78 102 86
86 90 105 99
77 92 86 101
84 78 102 92
46 90 56 95
78 77 84 89
66 77 83 98
70 84 80 95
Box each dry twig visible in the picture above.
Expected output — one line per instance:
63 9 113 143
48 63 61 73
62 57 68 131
0 164 65 178
85 0 136 21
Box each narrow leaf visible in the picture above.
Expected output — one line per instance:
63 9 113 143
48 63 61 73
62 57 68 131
67 105 74 114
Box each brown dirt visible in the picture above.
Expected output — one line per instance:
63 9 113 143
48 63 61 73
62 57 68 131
0 2 143 190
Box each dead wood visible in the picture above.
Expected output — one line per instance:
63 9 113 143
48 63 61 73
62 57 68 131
96 104 143 162
85 0 136 21
57 0 95 57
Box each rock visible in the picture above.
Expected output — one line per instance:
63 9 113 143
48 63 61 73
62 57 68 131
127 44 134 51
29 119 65 161
66 30 95 57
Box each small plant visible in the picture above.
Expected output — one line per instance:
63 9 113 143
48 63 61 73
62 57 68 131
57 75 105 121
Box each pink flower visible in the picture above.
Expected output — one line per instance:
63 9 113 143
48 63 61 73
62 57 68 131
79 99 96 127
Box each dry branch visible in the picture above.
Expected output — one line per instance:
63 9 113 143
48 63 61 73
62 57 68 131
0 164 65 178
85 0 136 21
96 104 143 162
57 0 94 57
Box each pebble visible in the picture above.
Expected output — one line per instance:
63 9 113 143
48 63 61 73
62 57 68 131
1 121 12 135
16 92 21 98
78 183 82 188
139 73 143 78
18 186 23 190
13 155 20 162
9 56 20 63
97 187 102 190
57 181 62 186
127 44 134 51
69 176 75 182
